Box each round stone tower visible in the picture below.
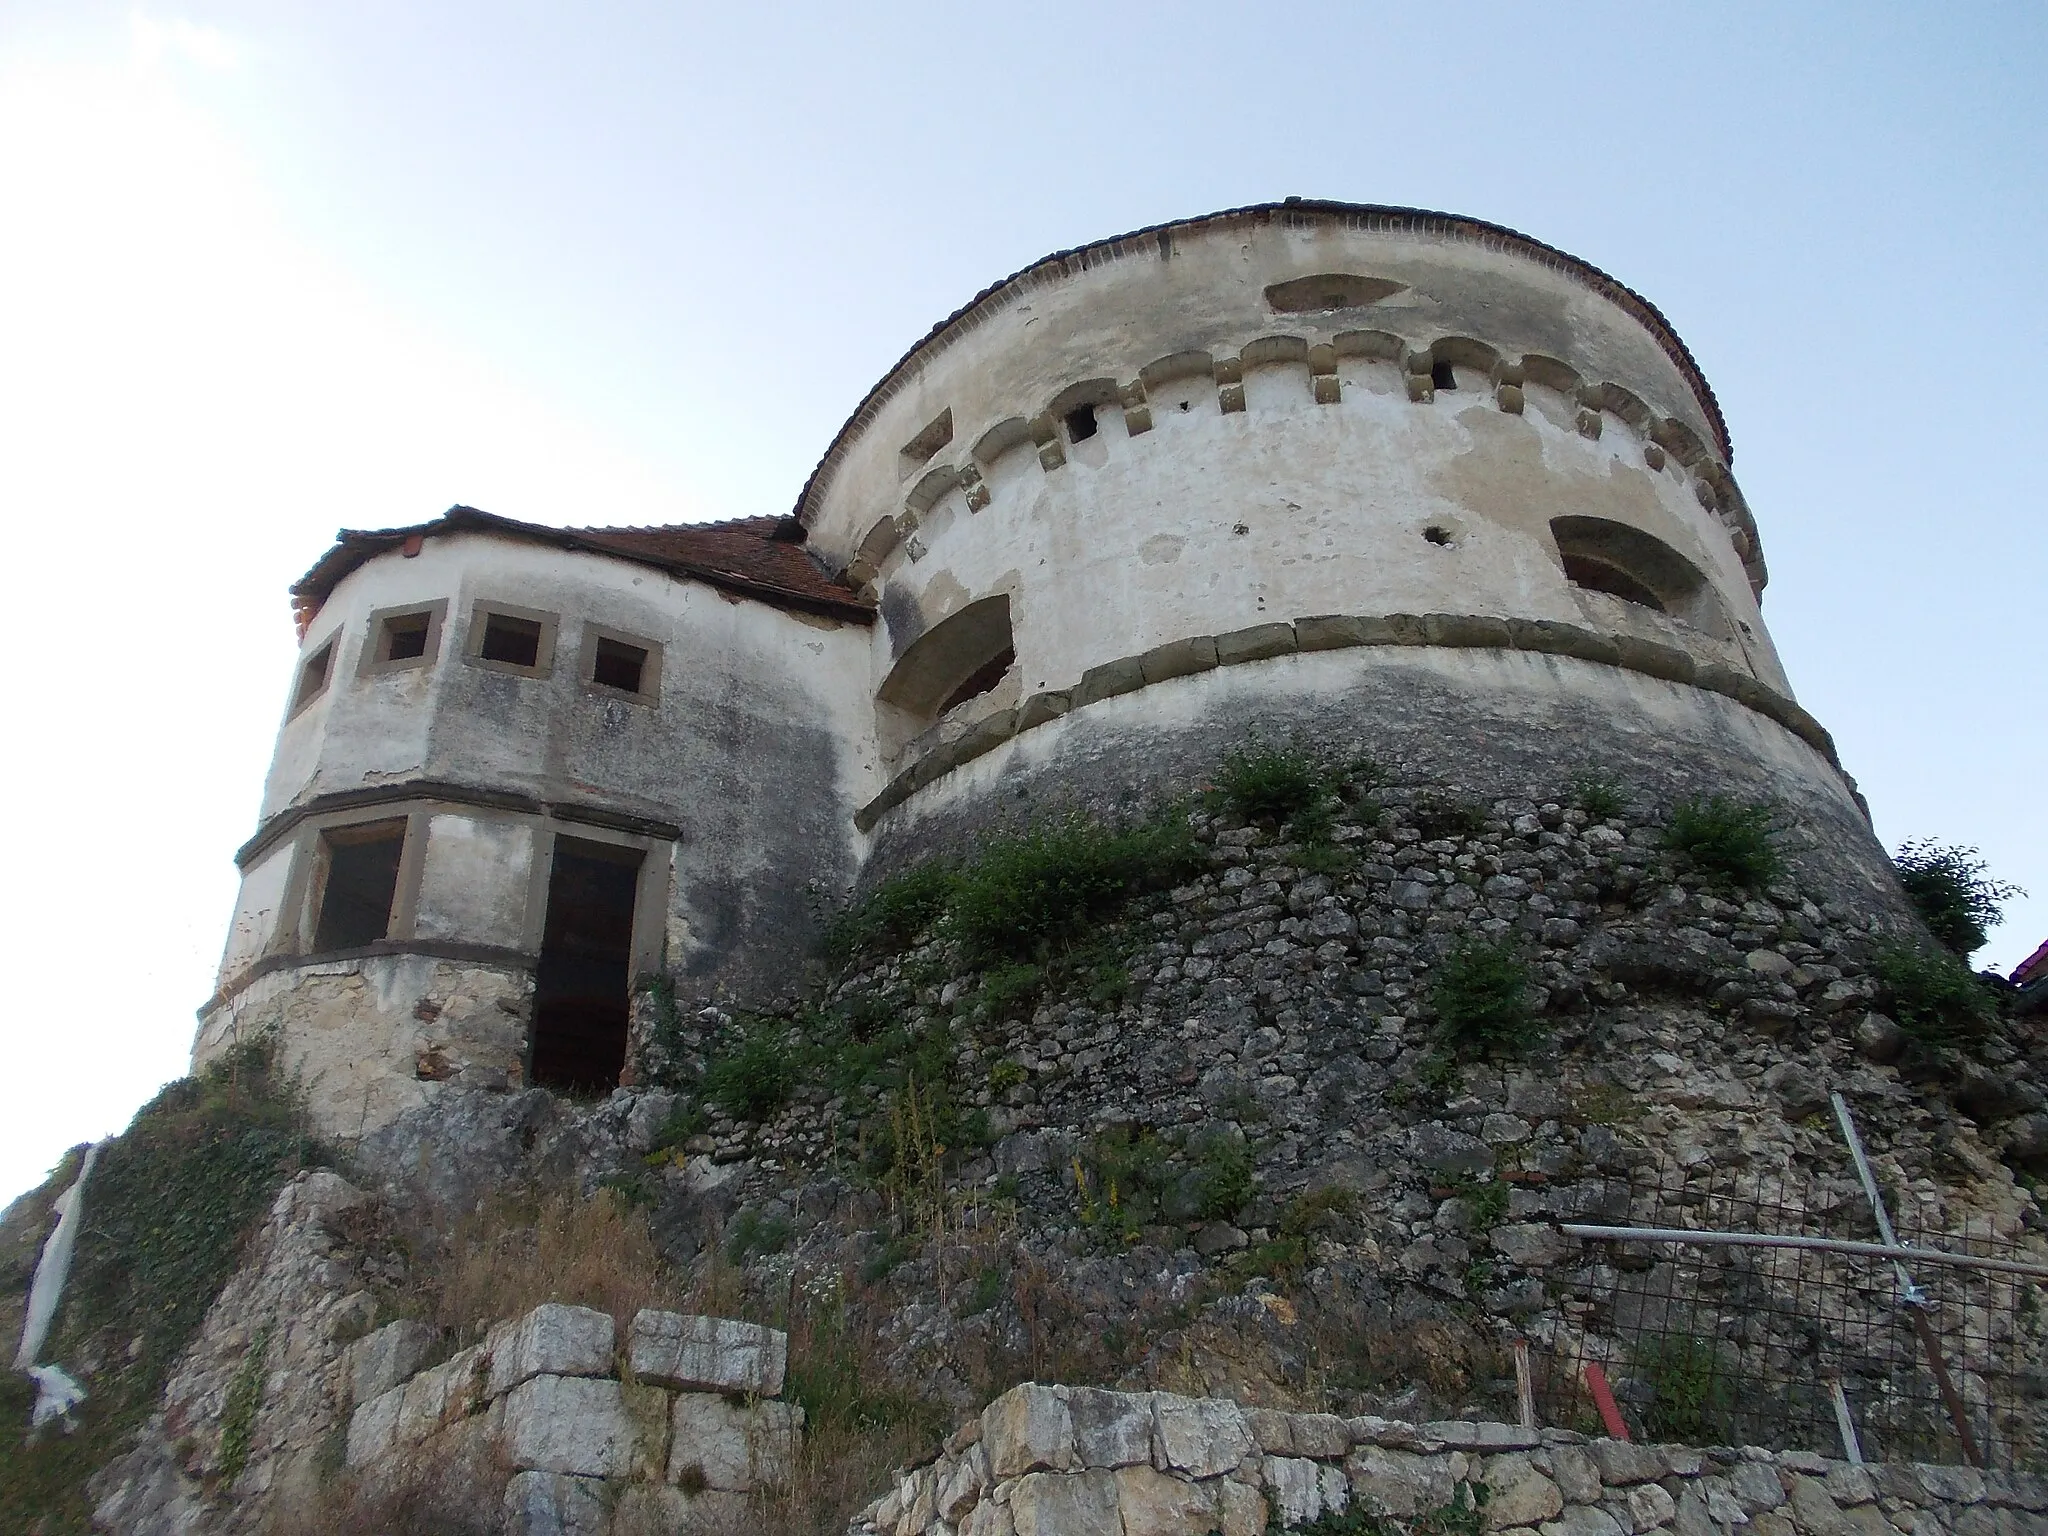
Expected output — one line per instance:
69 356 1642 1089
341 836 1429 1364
801 201 1877 902
198 201 1900 1140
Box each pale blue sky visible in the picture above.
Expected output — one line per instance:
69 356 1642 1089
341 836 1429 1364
1 2 2041 1205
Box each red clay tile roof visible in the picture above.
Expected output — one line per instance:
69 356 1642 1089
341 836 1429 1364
2014 938 2048 988
290 505 874 629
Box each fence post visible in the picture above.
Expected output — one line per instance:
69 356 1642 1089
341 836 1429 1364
1831 1091 1984 1469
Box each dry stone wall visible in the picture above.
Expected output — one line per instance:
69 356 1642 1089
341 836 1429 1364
342 1302 800 1535
861 1383 2047 1536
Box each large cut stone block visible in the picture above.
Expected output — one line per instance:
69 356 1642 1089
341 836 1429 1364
982 1383 1076 1477
345 1385 405 1469
1117 1463 1220 1535
501 1470 608 1536
1214 623 1298 665
668 1391 803 1491
395 1345 485 1447
1345 1446 1458 1519
502 1375 631 1478
1009 1469 1124 1536
1068 1387 1155 1468
1268 1456 1325 1527
346 1318 438 1407
628 1309 787 1396
1151 1394 1252 1478
488 1304 616 1399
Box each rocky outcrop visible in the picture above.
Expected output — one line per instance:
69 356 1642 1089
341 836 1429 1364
861 1383 2048 1536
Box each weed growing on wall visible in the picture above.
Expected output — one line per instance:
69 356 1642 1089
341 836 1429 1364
1430 939 1538 1056
1869 942 1999 1048
1215 739 1333 822
825 863 960 962
0 1038 314 1534
702 1021 798 1120
948 811 1202 963
1572 771 1626 820
1634 1334 1738 1443
1664 796 1781 890
1892 839 2025 957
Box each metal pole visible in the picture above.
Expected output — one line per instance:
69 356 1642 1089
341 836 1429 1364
1827 1378 1865 1466
1831 1092 1984 1470
1556 1225 2048 1283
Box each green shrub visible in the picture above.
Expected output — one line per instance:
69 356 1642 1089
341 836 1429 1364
1664 796 1781 889
1216 740 1330 822
979 962 1044 1015
948 812 1201 963
1572 771 1626 821
702 1025 796 1120
1412 794 1487 841
1870 941 1999 1047
1892 839 2025 957
1635 1334 1738 1443
725 1207 792 1261
825 863 959 960
1431 939 1538 1055
1190 1130 1255 1222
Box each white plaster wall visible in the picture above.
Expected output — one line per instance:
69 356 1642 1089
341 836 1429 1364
243 530 883 1000
807 216 1734 566
262 532 879 823
799 216 1792 781
215 839 294 985
413 812 535 950
856 352 1783 769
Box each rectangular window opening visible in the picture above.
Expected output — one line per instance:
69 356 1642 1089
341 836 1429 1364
1064 404 1099 442
480 612 543 667
530 840 642 1094
291 641 334 714
380 611 432 662
312 823 406 952
592 636 648 695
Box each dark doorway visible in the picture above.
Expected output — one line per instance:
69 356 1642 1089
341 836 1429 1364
312 822 407 952
530 839 642 1093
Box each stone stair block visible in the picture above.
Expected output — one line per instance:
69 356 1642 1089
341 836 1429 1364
487 1303 616 1400
628 1309 787 1396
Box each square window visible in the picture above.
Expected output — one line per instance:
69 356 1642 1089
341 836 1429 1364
384 612 430 660
593 637 647 693
289 638 335 716
311 821 406 951
482 613 542 666
360 600 447 677
463 602 557 677
581 624 661 703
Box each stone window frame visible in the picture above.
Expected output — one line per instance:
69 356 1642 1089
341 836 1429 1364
519 821 673 983
279 809 430 959
576 620 664 707
358 598 450 680
286 632 340 720
461 599 560 680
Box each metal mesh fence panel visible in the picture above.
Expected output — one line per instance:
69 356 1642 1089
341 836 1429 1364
1526 1157 2047 1470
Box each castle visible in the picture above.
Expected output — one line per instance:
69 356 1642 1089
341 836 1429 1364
192 200 1898 1140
